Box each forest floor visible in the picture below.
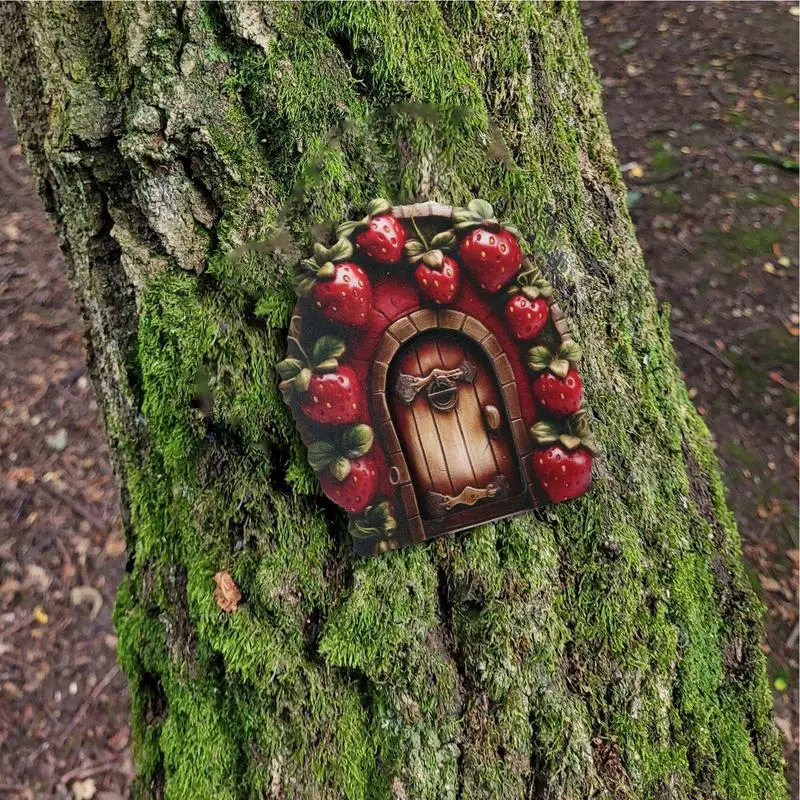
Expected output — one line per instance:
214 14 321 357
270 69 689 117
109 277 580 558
0 2 797 798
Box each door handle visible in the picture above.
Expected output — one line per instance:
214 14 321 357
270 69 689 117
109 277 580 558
427 475 510 519
483 404 501 431
395 359 476 405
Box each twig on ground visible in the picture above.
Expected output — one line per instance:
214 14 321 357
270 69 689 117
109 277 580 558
0 613 34 641
672 329 735 370
60 754 131 785
57 665 121 747
36 478 109 533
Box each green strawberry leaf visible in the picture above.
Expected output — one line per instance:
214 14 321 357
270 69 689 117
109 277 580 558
366 198 393 217
336 219 362 238
317 262 337 280
313 335 346 365
349 501 397 537
276 358 303 380
404 239 425 256
430 229 456 249
468 199 495 220
327 237 354 262
307 441 336 472
294 275 316 298
295 367 312 391
329 456 352 482
559 341 582 364
530 421 560 445
558 434 583 450
549 358 570 379
314 359 339 373
527 346 552 373
342 424 374 459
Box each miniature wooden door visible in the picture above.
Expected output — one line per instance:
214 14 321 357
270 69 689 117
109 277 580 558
389 331 523 530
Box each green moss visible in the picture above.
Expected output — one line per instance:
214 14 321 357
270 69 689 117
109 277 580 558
3 1 787 798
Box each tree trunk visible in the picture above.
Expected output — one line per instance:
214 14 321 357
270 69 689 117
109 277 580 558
0 3 786 798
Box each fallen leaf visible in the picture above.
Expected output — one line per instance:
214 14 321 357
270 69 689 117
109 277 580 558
72 777 97 800
25 564 51 593
759 576 781 592
108 726 130 751
768 371 796 391
32 605 48 624
214 571 241 613
45 428 69 452
70 586 104 619
775 716 794 743
104 535 126 558
774 676 788 691
629 164 644 178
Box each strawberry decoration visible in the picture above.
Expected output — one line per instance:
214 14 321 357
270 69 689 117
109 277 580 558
527 341 583 417
405 223 461 305
295 238 371 327
338 198 406 265
307 424 378 513
453 199 523 293
529 411 597 502
504 266 552 341
277 336 364 425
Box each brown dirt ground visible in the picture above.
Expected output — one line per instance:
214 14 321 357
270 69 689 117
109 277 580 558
0 3 797 797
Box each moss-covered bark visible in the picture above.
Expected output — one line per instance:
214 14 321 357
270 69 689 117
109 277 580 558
0 2 787 798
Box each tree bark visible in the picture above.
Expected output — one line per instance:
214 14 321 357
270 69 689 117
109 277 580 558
0 3 786 798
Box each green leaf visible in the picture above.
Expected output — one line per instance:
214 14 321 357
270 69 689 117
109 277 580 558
295 368 312 391
329 456 351 482
468 199 495 219
315 359 339 373
307 441 336 472
313 335 346 365
327 237 354 262
549 358 570 379
342 424 374 459
430 229 456 249
336 219 362 238
527 346 552 373
317 262 337 280
294 276 316 298
350 501 397 537
530 421 559 445
558 434 583 450
404 239 426 259
366 198 393 217
276 358 303 380
559 341 582 363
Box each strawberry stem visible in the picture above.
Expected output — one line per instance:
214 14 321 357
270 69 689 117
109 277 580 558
410 216 429 251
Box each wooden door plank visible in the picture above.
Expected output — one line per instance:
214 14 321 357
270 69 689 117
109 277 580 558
471 354 522 493
436 338 498 486
391 347 435 494
415 339 476 494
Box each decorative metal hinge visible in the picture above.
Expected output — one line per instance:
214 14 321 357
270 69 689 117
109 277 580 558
395 360 475 405
427 475 510 519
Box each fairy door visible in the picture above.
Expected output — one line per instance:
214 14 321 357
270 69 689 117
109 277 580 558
389 330 524 533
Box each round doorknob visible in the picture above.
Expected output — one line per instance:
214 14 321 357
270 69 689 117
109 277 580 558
483 404 501 431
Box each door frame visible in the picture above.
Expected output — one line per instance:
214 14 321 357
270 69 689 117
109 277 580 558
370 308 535 544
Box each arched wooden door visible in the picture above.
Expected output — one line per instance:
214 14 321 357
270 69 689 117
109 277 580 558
388 330 525 532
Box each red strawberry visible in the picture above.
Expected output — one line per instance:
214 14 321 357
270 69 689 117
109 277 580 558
415 257 460 304
505 294 548 340
405 228 460 305
532 445 593 503
307 424 378 514
278 336 364 425
454 200 523 293
504 265 552 340
301 366 364 425
319 456 378 514
532 368 583 417
530 411 596 503
527 341 583 416
338 198 406 266
295 239 371 327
